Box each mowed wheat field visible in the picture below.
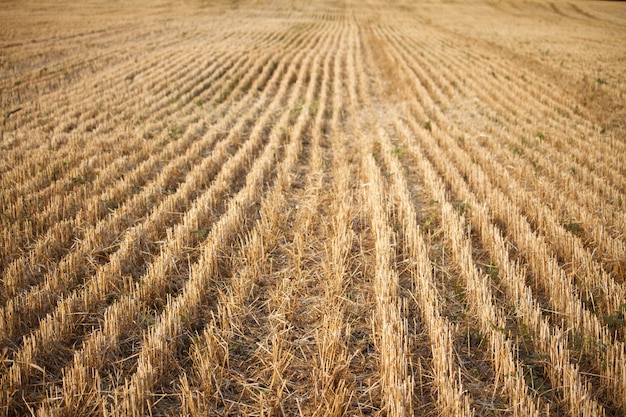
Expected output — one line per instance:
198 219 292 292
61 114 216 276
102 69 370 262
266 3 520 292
1 0 626 415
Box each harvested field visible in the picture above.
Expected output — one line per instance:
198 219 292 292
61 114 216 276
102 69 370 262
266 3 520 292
1 0 626 415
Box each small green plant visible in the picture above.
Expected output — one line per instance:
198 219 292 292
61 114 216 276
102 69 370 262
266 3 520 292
523 354 550 395
291 103 303 117
511 144 524 155
392 145 407 160
563 219 583 236
308 98 319 116
604 304 626 329
485 261 499 282
72 175 88 184
454 200 470 214
49 166 61 181
229 340 252 359
168 122 183 139
424 120 432 132
529 158 539 171
104 200 118 212
423 212 437 229
193 227 210 240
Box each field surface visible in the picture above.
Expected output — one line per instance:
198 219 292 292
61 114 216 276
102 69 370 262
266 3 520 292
1 0 626 415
